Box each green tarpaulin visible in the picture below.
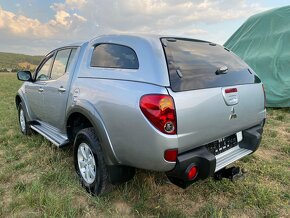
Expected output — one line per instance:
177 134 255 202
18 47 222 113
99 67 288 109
224 6 290 107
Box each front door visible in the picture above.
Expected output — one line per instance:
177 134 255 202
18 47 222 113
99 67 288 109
25 54 54 121
43 48 77 131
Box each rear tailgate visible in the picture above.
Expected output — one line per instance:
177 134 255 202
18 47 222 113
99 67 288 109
167 84 265 153
161 38 266 153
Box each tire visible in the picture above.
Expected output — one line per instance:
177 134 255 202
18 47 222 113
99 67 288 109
73 127 111 196
18 102 32 135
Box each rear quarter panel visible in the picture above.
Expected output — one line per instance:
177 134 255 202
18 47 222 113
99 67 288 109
65 35 179 171
71 78 177 171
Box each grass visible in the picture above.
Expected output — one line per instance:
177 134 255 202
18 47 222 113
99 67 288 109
0 72 289 217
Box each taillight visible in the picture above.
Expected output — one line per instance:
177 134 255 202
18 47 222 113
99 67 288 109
262 84 266 109
140 94 177 134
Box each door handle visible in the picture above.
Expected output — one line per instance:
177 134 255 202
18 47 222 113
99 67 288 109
38 88 44 92
37 82 47 86
58 87 66 92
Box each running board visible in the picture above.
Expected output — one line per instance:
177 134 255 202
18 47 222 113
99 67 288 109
30 124 70 148
215 146 252 172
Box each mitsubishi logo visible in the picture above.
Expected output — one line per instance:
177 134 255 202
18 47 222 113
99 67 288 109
229 107 237 120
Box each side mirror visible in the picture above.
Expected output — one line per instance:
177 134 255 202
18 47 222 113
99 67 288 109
17 71 32 81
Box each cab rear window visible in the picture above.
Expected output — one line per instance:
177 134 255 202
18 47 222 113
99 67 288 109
161 38 260 92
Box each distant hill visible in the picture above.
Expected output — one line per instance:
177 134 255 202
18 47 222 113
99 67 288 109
0 52 43 72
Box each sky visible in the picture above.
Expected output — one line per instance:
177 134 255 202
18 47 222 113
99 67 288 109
0 0 289 55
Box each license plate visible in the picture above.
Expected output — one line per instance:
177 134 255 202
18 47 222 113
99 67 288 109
206 133 239 155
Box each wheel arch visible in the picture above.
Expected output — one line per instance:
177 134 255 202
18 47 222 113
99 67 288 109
66 102 119 165
15 92 32 122
15 95 22 109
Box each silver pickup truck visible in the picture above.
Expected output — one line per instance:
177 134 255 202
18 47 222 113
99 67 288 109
16 34 266 195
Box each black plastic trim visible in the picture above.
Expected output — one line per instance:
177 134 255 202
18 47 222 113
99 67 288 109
166 123 264 189
166 146 215 188
239 123 263 153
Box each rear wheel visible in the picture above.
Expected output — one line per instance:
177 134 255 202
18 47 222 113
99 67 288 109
18 102 32 135
73 127 111 196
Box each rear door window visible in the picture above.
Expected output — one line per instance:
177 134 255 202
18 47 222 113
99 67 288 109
161 38 260 92
90 43 139 69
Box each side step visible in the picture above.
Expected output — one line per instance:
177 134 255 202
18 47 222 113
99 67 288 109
215 146 252 172
30 123 70 148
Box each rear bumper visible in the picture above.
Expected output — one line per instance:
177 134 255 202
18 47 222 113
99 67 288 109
166 122 264 188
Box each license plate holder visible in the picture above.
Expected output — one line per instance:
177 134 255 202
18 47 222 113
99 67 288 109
206 134 238 155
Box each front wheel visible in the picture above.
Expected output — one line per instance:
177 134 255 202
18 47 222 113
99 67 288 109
73 127 111 196
18 102 32 135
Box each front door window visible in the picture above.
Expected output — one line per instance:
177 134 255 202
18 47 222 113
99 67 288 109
36 56 53 81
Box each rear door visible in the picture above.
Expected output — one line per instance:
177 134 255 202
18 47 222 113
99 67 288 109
162 38 265 153
43 48 77 131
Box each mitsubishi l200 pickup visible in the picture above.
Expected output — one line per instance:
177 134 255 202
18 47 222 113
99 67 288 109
16 35 266 195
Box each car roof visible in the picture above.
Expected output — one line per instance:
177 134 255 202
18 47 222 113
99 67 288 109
90 33 211 43
59 33 212 50
63 41 86 47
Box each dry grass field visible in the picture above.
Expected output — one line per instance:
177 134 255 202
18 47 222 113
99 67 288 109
0 73 289 217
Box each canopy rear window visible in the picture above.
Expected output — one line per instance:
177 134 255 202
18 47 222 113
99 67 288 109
161 38 260 92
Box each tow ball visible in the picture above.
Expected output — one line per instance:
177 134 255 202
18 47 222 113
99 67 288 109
214 166 246 181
